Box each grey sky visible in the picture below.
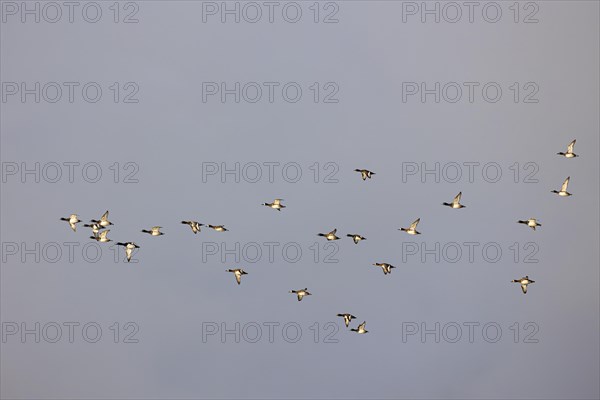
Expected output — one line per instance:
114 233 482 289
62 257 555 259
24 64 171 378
1 1 599 399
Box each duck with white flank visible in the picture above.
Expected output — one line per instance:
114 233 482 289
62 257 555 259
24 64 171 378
337 313 357 327
90 230 111 243
289 288 311 301
346 234 366 244
552 177 572 197
226 268 248 285
518 218 541 231
373 262 395 275
83 223 103 238
350 321 368 334
90 210 113 227
116 242 140 262
141 226 164 236
181 220 203 234
60 214 81 232
512 276 535 294
208 225 228 232
318 228 340 241
443 192 466 209
263 198 285 211
557 139 578 158
399 218 421 235
354 169 375 181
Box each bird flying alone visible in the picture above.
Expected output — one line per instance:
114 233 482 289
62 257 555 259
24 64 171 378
60 214 81 232
373 262 395 275
290 288 311 301
141 226 164 236
227 268 248 285
181 220 203 234
346 234 366 244
557 139 578 158
90 210 113 227
116 242 140 262
399 218 421 235
518 218 541 231
552 177 572 196
208 225 228 232
318 228 340 241
443 192 465 209
350 321 368 334
90 229 111 243
263 198 285 211
512 276 535 294
337 313 357 327
354 169 375 181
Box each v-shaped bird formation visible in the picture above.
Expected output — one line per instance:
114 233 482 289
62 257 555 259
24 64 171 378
60 139 580 333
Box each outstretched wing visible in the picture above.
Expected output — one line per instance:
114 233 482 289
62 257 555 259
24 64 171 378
521 284 528 294
453 192 462 205
410 218 420 230
567 139 576 153
101 210 109 221
561 177 570 192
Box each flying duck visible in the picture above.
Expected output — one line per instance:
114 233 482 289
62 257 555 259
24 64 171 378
263 198 286 211
83 223 103 237
116 242 140 262
141 226 164 236
399 218 421 235
226 268 248 285
443 192 465 209
208 225 228 232
60 214 81 232
518 218 541 231
557 139 578 158
90 229 111 243
90 210 113 227
318 228 340 241
181 220 203 234
512 276 535 294
373 262 395 275
350 321 368 334
289 288 311 301
346 234 366 244
354 169 375 180
551 177 572 196
337 313 357 327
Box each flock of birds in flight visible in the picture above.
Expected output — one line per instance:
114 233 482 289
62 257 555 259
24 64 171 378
59 140 579 334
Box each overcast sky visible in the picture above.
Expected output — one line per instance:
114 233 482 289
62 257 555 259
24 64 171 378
1 1 599 399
